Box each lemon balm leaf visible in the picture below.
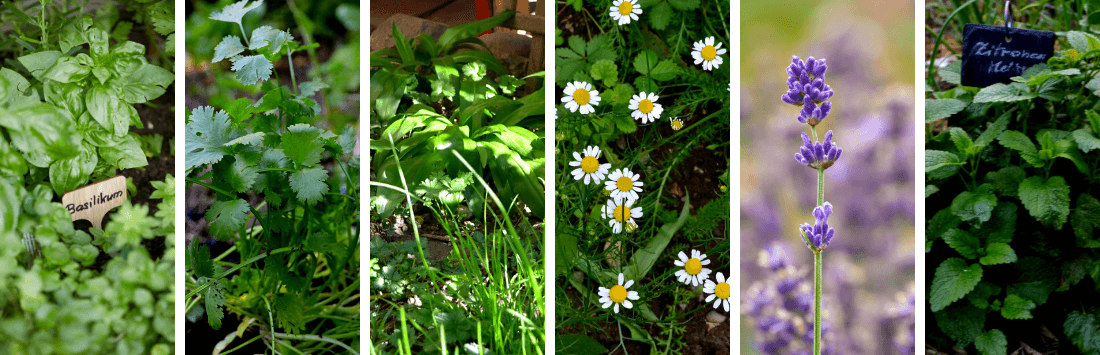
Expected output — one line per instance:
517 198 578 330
930 258 983 312
1001 294 1035 319
1018 176 1071 229
974 329 1007 355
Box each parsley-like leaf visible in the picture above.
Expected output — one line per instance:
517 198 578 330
230 55 273 85
281 124 324 167
289 167 328 205
212 36 245 63
185 106 239 172
203 277 227 329
205 199 250 240
209 0 263 25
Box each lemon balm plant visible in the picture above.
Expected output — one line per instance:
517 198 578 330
555 2 731 352
184 1 360 353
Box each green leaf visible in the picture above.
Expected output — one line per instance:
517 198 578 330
17 51 61 80
185 106 241 172
1001 294 1035 319
927 185 939 198
985 166 1025 197
623 193 691 282
149 2 174 35
281 124 325 168
949 184 997 225
634 76 658 94
974 111 1011 148
980 243 1017 265
648 1 674 30
230 55 273 85
275 292 306 334
1067 31 1099 53
974 202 1016 244
0 103 81 167
1073 128 1100 153
437 9 515 51
42 55 91 83
589 59 618 87
973 83 1037 103
935 303 985 347
1072 193 1100 246
1065 311 1100 354
974 329 1007 355
997 130 1041 167
925 99 967 122
948 128 974 156
49 142 96 195
1018 175 1071 229
117 63 174 104
557 334 609 355
926 150 962 180
633 50 658 75
668 0 700 10
649 60 680 81
249 26 282 50
289 167 328 205
202 278 226 330
967 281 1002 309
209 0 262 25
930 258 983 311
84 85 131 136
462 61 487 81
212 35 245 63
928 208 960 250
942 228 980 259
212 154 257 193
205 199 250 240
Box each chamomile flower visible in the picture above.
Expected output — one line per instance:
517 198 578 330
674 249 712 286
629 91 663 123
562 81 601 114
598 273 640 313
703 272 731 312
569 146 611 185
609 0 642 25
691 36 727 71
670 118 683 131
602 198 642 234
604 168 643 203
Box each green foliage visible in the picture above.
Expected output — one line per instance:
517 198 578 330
927 12 1100 353
185 1 360 352
1065 311 1100 354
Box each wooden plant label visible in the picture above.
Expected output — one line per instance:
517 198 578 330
61 175 127 230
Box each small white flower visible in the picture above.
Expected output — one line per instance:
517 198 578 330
561 81 601 114
674 249 712 286
598 273 640 313
602 198 643 234
609 0 642 25
703 272 731 312
569 146 611 185
670 118 683 131
604 168 643 203
691 37 727 71
629 91 663 123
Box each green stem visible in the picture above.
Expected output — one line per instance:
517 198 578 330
817 167 824 206
186 246 295 299
271 333 359 355
813 250 822 355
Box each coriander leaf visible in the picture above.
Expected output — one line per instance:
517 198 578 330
213 155 258 193
225 132 265 146
949 184 997 225
275 293 306 333
337 126 357 156
185 106 240 171
934 303 985 347
930 258 983 311
249 26 281 50
289 167 328 205
188 240 214 278
230 55 273 85
212 36 245 63
149 2 174 35
205 199 250 240
203 278 226 329
925 99 966 122
942 228 980 259
1065 311 1100 354
974 329 1007 355
281 124 324 168
209 0 262 25
980 243 1017 265
998 130 1041 166
1018 175 1070 229
1001 294 1035 319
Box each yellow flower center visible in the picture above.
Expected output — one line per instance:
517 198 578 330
715 282 730 299
685 258 702 275
638 99 654 113
614 205 631 222
616 176 633 192
618 1 633 16
701 45 717 61
573 88 591 106
609 285 628 303
671 119 682 131
580 156 599 173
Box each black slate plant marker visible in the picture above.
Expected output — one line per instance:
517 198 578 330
961 23 1055 87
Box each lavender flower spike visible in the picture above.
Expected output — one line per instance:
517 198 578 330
794 130 843 169
782 55 834 125
799 202 835 251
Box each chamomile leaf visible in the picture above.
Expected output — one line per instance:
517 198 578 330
289 167 328 205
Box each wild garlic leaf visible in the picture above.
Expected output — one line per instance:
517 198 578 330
206 199 250 240
930 257 983 312
1018 176 1070 229
281 124 324 168
209 0 263 26
185 106 239 171
974 329 1007 355
230 55 273 85
212 36 245 63
290 166 328 205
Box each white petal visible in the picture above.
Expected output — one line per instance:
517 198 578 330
624 279 634 288
618 273 625 285
627 291 639 300
622 300 633 309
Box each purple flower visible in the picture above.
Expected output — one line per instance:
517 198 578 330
743 242 836 354
794 131 843 169
799 202 835 251
782 55 834 125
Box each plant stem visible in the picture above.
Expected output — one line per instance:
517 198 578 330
817 167 824 207
272 332 360 355
813 250 822 355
